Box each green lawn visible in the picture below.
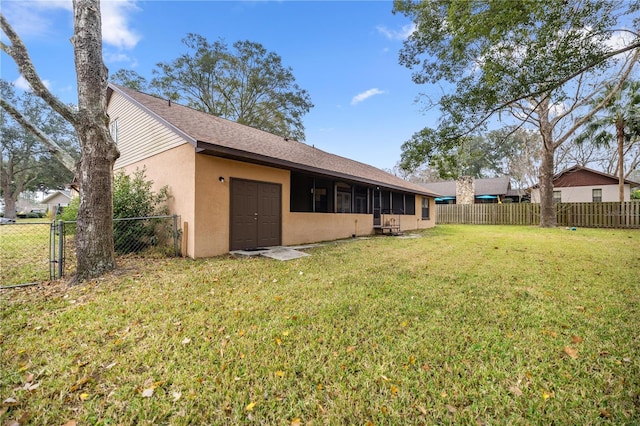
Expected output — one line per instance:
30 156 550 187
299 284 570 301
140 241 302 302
0 221 52 286
1 225 638 425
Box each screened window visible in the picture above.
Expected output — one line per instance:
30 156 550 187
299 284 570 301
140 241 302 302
421 197 430 219
553 191 562 203
109 118 119 144
336 183 352 213
592 188 602 203
405 194 416 215
290 173 314 212
354 187 368 213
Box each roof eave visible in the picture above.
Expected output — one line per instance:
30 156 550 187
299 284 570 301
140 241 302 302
196 141 437 197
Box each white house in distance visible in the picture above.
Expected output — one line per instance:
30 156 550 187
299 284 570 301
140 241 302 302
41 190 72 214
530 166 639 203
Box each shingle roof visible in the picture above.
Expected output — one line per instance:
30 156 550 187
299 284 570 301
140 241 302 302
108 84 436 197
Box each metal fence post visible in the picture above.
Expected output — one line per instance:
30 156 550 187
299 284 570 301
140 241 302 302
50 222 56 280
58 220 64 279
173 214 179 256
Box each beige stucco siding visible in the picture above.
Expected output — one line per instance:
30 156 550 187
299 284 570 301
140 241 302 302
193 155 290 257
531 184 631 203
116 144 197 257
109 91 188 169
192 154 436 258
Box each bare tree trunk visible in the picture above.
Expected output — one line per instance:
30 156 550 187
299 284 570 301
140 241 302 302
616 120 625 202
2 0 119 281
71 0 120 281
538 98 556 227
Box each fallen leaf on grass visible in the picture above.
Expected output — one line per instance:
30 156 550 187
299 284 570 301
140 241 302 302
182 337 191 345
24 382 40 391
346 345 357 353
245 401 256 411
416 405 427 415
2 397 18 406
571 335 584 344
564 346 578 359
542 390 555 399
276 371 285 378
62 420 77 426
508 385 523 396
141 388 154 398
79 393 90 401
172 391 182 402
291 418 301 426
446 404 457 414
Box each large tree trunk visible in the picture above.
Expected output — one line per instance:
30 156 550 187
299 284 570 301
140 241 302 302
616 119 625 202
537 98 557 228
71 0 120 281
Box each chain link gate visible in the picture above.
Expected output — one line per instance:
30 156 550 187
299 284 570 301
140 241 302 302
49 220 65 280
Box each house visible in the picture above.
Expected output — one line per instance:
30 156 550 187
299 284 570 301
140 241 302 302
41 190 73 214
419 176 525 204
106 84 437 258
529 166 639 203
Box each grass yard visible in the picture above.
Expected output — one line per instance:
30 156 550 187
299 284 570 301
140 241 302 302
1 225 639 425
0 221 52 286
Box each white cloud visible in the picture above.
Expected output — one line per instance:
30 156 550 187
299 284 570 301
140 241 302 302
351 88 386 105
376 23 416 41
13 75 51 91
1 0 140 49
1 0 72 37
101 0 141 50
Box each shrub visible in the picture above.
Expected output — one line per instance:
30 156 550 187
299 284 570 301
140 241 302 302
57 168 170 254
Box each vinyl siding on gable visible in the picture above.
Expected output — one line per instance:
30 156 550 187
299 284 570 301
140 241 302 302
109 91 189 169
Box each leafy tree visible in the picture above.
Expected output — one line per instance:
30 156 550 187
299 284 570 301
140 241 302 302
1 81 78 219
110 69 149 92
145 34 313 141
576 81 640 201
1 0 120 282
394 0 640 226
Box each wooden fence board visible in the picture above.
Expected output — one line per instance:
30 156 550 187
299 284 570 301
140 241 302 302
436 202 640 228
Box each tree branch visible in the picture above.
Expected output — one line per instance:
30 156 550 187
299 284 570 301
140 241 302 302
554 49 640 148
458 42 640 139
0 97 77 172
0 13 78 125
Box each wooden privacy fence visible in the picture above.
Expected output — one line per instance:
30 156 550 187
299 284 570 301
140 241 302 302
436 202 640 228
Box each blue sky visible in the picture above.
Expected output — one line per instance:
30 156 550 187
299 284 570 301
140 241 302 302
1 0 443 172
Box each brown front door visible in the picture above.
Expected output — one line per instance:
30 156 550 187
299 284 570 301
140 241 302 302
230 179 281 251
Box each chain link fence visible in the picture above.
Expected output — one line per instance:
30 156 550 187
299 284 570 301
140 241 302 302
0 222 52 287
1 215 181 287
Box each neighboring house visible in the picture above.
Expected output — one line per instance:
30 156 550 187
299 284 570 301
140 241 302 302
530 166 639 203
419 176 525 204
106 84 438 258
41 190 72 214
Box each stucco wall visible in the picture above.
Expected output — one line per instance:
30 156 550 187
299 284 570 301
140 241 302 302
115 148 436 258
116 144 197 257
531 184 631 203
192 154 436 258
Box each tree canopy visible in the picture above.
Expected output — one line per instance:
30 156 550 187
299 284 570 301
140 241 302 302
1 80 79 218
394 0 640 226
113 34 314 141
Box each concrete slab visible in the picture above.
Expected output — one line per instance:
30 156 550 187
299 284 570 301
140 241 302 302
261 248 310 261
230 246 312 261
